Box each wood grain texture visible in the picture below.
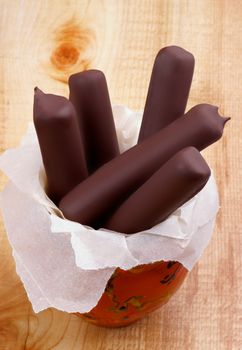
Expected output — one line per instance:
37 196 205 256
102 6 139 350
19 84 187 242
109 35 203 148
0 0 241 349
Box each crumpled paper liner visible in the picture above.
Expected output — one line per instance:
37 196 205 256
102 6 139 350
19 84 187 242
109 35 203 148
0 106 219 313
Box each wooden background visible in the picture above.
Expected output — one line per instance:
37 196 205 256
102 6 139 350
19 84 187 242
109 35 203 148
0 0 241 349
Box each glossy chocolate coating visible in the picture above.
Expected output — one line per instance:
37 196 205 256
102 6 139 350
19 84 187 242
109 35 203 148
59 104 229 227
138 46 195 143
69 70 119 173
104 147 210 234
33 88 88 203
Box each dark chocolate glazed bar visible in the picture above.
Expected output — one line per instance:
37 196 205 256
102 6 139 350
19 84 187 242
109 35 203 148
69 70 119 173
34 88 88 203
138 46 195 142
104 147 210 234
59 104 229 227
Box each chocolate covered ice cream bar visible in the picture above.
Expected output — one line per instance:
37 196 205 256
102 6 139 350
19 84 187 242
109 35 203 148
138 46 195 142
69 70 119 173
104 147 210 234
33 88 88 203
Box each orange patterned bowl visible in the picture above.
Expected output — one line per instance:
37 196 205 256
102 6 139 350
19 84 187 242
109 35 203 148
75 261 188 327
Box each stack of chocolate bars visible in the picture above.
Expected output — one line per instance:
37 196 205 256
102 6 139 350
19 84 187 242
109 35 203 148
34 46 229 234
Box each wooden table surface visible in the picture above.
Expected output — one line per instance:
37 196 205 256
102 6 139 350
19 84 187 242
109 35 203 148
0 1 241 349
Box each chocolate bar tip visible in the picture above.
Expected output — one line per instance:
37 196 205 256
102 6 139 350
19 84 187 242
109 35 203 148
34 87 44 95
157 45 195 63
69 69 105 85
175 147 211 180
222 116 231 125
215 106 231 126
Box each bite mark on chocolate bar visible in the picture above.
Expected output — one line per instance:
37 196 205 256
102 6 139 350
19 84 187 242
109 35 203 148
48 18 95 83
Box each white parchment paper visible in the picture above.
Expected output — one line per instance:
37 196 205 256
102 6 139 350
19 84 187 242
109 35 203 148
0 106 219 313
